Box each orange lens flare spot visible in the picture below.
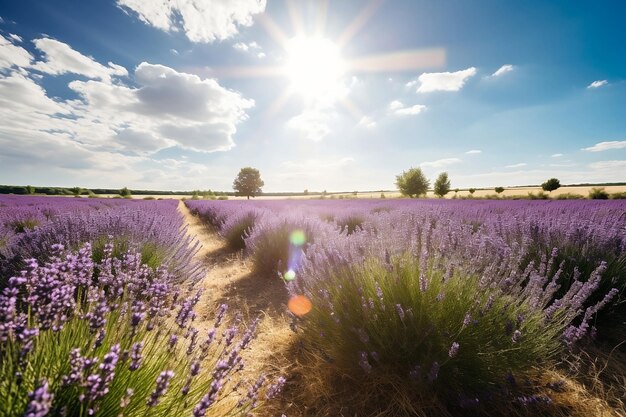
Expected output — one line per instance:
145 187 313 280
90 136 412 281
288 295 313 317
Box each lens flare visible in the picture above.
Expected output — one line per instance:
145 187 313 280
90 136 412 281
284 269 297 281
289 230 306 246
288 295 313 317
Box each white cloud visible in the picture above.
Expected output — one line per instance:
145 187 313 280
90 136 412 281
421 158 461 168
287 107 334 141
170 48 179 55
388 100 403 111
505 163 527 168
551 153 563 158
395 104 427 116
466 149 482 154
0 31 255 162
233 40 264 58
0 35 33 70
411 67 477 93
31 38 127 82
117 0 266 43
9 34 23 43
491 64 514 77
388 100 426 116
587 80 608 89
233 42 249 51
589 160 626 170
356 116 376 129
582 140 626 152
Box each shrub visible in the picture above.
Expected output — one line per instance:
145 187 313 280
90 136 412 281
292 245 617 414
527 191 549 200
0 243 284 416
220 210 261 250
494 187 505 194
589 188 609 200
294 254 567 409
610 192 626 199
217 196 229 200
336 214 364 235
245 216 332 276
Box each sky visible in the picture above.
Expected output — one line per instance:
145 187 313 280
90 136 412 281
0 0 625 192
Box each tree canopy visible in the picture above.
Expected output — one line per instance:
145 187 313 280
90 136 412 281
541 178 561 192
396 168 429 198
233 167 264 199
433 172 451 198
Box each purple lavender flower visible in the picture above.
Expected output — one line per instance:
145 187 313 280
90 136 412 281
24 379 53 417
512 330 522 343
62 348 85 386
265 376 287 399
129 342 144 371
194 378 224 416
395 304 405 322
214 303 228 328
147 370 174 407
448 342 460 358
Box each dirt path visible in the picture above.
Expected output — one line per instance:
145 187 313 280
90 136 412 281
177 201 298 407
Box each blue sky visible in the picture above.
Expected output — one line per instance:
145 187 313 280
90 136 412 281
0 0 625 192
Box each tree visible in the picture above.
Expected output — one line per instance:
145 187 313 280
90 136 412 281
233 167 264 199
396 168 429 198
541 178 561 193
303 189 309 196
469 188 476 196
433 172 451 198
495 187 505 194
25 185 35 195
120 187 132 198
70 187 83 197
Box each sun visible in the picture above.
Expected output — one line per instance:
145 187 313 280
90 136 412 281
284 36 346 101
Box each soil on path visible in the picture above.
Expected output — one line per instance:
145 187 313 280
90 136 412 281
177 201 298 409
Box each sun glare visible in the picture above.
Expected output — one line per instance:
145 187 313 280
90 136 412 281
284 36 345 101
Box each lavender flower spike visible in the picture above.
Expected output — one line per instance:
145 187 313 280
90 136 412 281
147 370 174 407
24 379 53 417
448 342 460 358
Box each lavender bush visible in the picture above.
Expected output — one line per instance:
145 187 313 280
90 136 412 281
0 243 284 416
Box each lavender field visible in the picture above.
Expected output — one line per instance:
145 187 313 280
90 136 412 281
1 195 625 416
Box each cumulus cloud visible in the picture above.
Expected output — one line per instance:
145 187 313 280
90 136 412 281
233 40 265 58
356 116 376 129
410 67 477 93
31 38 127 81
587 80 608 89
117 0 266 43
582 140 626 152
287 107 334 141
0 35 33 70
466 149 482 154
421 158 461 168
491 64 514 77
388 100 426 116
505 163 527 168
0 32 254 166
